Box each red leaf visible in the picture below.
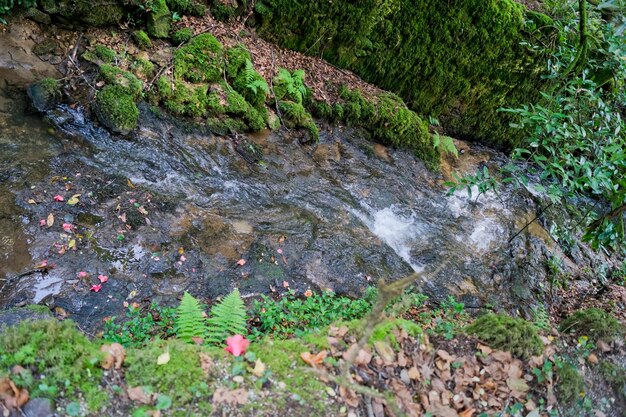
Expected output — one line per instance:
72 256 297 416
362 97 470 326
224 335 250 357
90 284 102 292
54 195 64 202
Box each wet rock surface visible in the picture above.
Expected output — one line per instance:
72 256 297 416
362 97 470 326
0 80 608 328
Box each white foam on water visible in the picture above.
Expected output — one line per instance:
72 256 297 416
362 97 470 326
350 204 424 272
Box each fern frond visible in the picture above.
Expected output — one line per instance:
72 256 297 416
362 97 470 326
175 292 207 343
243 59 256 84
206 288 247 344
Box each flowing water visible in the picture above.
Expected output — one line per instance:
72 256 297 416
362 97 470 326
0 87 575 325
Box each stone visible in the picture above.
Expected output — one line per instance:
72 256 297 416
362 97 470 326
146 0 171 38
24 8 51 25
0 307 52 334
22 398 54 417
27 78 61 112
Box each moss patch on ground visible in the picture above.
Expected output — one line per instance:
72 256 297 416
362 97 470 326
465 313 543 359
559 308 626 342
173 33 224 83
0 319 105 411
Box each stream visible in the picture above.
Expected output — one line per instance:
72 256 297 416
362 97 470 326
0 84 583 326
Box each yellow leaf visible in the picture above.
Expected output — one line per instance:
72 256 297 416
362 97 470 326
68 239 76 250
252 359 266 377
67 194 81 205
127 178 136 188
46 213 54 227
157 351 170 365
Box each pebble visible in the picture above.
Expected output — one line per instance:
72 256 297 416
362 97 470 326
22 398 54 417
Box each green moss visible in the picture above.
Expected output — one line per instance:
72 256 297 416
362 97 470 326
0 320 104 410
225 44 252 79
206 116 247 135
278 100 318 142
125 339 209 406
556 363 585 404
370 318 422 349
95 85 139 135
83 44 116 64
210 0 241 21
465 313 543 359
172 28 193 44
133 30 152 50
206 85 266 131
255 0 555 147
250 338 329 410
163 81 209 118
147 0 172 38
132 58 155 78
99 64 143 99
560 308 625 342
167 0 207 16
28 77 60 112
173 34 224 83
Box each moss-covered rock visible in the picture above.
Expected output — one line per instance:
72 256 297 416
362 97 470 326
99 64 143 99
166 0 207 16
41 0 124 26
225 44 252 79
370 318 422 349
0 319 105 410
27 77 61 112
559 308 625 342
82 44 116 64
158 78 209 118
173 34 223 82
465 313 543 359
147 0 172 38
210 0 243 21
278 100 318 142
95 85 139 135
255 0 555 147
131 58 155 78
171 27 193 44
132 30 152 50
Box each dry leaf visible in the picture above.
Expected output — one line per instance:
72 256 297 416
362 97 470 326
339 385 359 408
343 344 372 365
300 350 327 367
127 386 152 404
100 343 126 370
157 351 170 365
252 359 266 377
199 353 213 377
67 194 81 205
374 341 395 364
212 388 248 406
46 213 54 227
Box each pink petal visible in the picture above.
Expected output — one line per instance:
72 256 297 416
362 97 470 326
90 284 102 292
62 223 74 232
224 334 250 356
180 255 186 262
39 219 46 226
277 248 283 254
97 274 108 283
54 195 64 202
78 271 88 278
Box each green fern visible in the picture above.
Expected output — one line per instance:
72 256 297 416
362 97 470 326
274 68 308 104
433 133 458 157
206 288 247 344
175 292 207 343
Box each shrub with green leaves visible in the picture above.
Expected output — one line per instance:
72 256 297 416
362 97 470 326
250 288 377 338
466 313 543 359
273 68 308 104
104 303 176 347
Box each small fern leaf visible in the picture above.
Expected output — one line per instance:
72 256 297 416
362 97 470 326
175 292 207 343
440 135 458 158
206 288 247 344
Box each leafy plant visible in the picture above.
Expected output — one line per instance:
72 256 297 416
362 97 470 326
206 288 247 344
432 132 458 158
532 305 551 332
250 288 377 338
243 59 269 96
445 165 498 203
104 303 176 347
175 292 207 343
273 68 308 104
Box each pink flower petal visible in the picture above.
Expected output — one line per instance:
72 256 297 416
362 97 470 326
62 223 74 232
277 248 283 254
39 219 46 226
90 284 102 292
97 274 108 283
224 334 250 357
78 271 88 278
180 255 186 262
54 195 64 202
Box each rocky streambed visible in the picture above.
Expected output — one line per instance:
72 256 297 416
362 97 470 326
0 20 610 329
